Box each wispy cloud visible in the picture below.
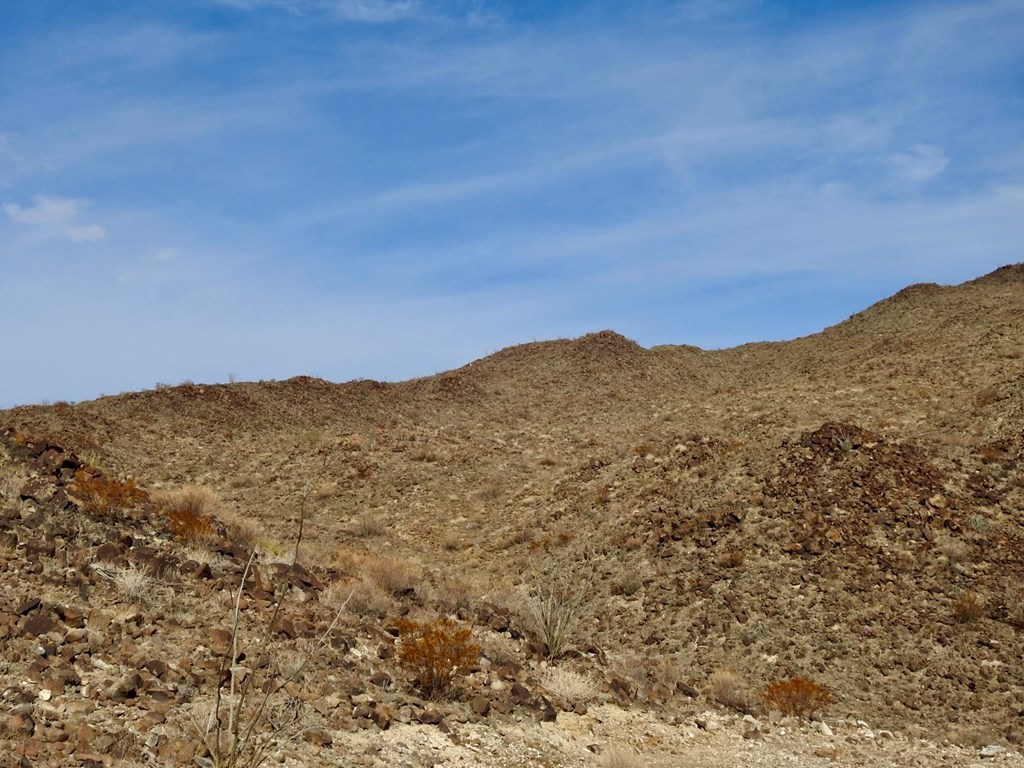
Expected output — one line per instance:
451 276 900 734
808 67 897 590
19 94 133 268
887 144 949 183
3 195 107 243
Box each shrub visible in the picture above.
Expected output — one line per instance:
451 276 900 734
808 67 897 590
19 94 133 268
541 667 597 703
523 580 589 659
708 669 747 710
395 617 479 700
156 486 219 542
600 746 645 768
762 676 831 718
111 564 152 603
73 469 147 513
952 591 986 623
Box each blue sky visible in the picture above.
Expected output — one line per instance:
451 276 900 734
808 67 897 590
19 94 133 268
1 0 1022 407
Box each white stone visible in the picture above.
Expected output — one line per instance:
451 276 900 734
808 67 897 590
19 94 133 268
38 689 52 701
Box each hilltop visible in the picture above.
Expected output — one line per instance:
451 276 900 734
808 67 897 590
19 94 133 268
1 264 1023 767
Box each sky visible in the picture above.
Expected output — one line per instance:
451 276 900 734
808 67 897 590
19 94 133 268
1 0 1022 407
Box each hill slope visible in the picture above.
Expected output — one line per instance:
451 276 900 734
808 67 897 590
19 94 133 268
2 264 1023 766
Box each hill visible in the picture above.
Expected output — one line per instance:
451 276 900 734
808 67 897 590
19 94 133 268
1 264 1023 767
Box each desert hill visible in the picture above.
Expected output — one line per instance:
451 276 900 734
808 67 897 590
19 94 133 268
1 264 1023 767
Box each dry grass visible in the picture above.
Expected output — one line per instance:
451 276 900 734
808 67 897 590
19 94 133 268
952 591 987 624
155 485 219 542
540 667 598 703
707 669 748 711
600 746 645 768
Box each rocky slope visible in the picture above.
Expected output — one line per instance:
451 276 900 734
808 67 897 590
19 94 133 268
2 264 1023 767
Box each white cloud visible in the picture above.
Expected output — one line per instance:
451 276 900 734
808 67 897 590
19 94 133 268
888 144 949 183
3 195 107 243
3 195 84 224
68 224 108 242
332 0 419 22
214 0 421 22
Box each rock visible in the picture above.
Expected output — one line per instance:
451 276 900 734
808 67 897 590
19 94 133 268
537 696 557 722
419 707 444 725
368 671 392 689
511 682 532 704
303 728 333 747
817 721 834 737
92 733 118 753
980 745 1006 758
471 696 490 717
16 598 42 615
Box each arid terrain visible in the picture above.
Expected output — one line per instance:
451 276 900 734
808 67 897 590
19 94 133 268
2 264 1024 768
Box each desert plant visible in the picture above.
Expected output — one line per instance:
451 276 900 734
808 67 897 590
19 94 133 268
708 668 748 710
156 486 218 542
193 549 349 768
600 746 645 768
522 579 590 659
762 676 832 718
192 493 350 768
90 563 153 604
395 617 479 700
540 667 597 703
952 590 986 623
1005 588 1024 629
73 469 147 513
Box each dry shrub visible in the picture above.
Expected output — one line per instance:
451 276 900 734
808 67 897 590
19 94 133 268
541 667 597 703
708 669 748 710
73 469 147 513
762 676 831 718
361 554 422 596
715 550 746 568
395 617 479 700
600 746 644 768
952 591 987 624
155 486 218 542
324 576 395 618
1005 588 1024 629
351 514 385 538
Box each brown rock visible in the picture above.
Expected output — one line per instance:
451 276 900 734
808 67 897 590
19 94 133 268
303 727 333 746
22 612 58 637
511 682 533 704
92 733 117 753
471 695 490 717
16 597 42 615
419 707 444 725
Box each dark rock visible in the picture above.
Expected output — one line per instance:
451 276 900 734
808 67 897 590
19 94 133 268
93 542 124 563
470 696 490 717
143 659 170 678
22 612 58 636
16 598 41 615
303 727 333 746
368 671 392 689
511 682 533 705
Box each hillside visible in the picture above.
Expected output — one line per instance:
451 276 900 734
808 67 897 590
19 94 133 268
2 264 1023 767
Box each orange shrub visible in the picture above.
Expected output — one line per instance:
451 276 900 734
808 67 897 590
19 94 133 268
762 676 831 718
395 617 479 700
73 470 147 513
156 486 218 542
